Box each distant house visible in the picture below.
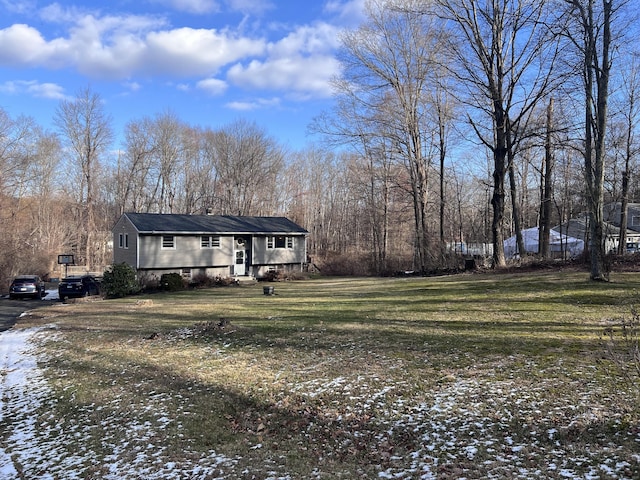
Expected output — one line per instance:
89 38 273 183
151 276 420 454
112 213 308 280
551 214 640 254
604 202 640 232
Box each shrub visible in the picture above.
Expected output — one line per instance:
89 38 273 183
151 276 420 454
160 273 185 291
102 263 139 298
263 270 282 282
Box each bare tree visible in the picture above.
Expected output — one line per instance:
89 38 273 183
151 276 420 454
561 0 624 280
116 117 157 215
328 0 448 272
149 110 185 214
211 119 284 216
539 97 555 258
434 0 559 267
0 109 73 281
55 86 113 269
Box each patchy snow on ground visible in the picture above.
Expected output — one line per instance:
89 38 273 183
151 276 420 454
1 323 639 479
0 324 243 480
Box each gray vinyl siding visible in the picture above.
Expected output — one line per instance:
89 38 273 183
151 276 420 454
252 235 305 265
138 235 234 269
112 215 139 268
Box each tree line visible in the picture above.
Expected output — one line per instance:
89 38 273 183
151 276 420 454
1 0 637 284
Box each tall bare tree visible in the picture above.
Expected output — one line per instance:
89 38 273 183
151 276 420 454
539 98 555 257
211 119 284 216
55 87 113 269
434 0 558 267
149 110 185 214
116 117 157 215
561 0 622 280
332 0 447 272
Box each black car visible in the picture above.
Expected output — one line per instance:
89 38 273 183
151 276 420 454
58 275 101 300
9 275 46 299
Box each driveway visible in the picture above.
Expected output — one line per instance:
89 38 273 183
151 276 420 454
0 297 47 332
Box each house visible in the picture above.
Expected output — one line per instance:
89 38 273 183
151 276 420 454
112 212 308 280
554 214 640 254
604 202 640 231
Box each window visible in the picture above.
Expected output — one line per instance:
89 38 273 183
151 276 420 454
118 233 129 249
201 235 220 248
267 236 292 249
162 235 175 249
632 216 640 227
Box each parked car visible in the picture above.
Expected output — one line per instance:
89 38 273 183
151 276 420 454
9 275 46 299
58 275 101 300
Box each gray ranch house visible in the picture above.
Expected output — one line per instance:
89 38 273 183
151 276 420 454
112 212 308 280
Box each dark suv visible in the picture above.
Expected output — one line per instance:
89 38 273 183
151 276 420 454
9 275 46 299
58 275 101 300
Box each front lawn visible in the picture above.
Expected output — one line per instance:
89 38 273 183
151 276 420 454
6 271 640 479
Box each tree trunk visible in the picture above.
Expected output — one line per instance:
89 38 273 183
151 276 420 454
539 98 554 258
508 148 526 258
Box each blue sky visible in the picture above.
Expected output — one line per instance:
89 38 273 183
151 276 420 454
0 0 366 150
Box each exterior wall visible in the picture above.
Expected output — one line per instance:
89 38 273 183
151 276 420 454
251 235 306 266
113 215 139 268
137 266 232 283
138 234 234 269
254 264 303 279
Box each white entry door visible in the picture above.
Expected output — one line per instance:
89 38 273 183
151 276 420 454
234 249 246 276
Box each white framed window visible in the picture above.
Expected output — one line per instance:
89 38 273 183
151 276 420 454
162 235 175 249
201 235 220 248
267 236 293 249
118 233 129 249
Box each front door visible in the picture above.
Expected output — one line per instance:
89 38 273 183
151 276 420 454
234 249 246 276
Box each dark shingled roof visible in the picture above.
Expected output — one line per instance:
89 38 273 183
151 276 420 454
124 213 308 235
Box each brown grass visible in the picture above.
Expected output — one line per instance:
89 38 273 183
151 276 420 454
10 271 640 479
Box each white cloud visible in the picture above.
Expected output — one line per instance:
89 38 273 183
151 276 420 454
144 28 265 76
323 0 367 25
27 82 68 99
226 23 342 98
268 23 342 57
151 0 220 14
228 55 340 98
0 0 35 15
0 24 50 66
226 96 280 111
0 15 266 79
122 81 142 92
0 80 68 99
196 77 228 95
0 6 345 102
226 0 275 15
